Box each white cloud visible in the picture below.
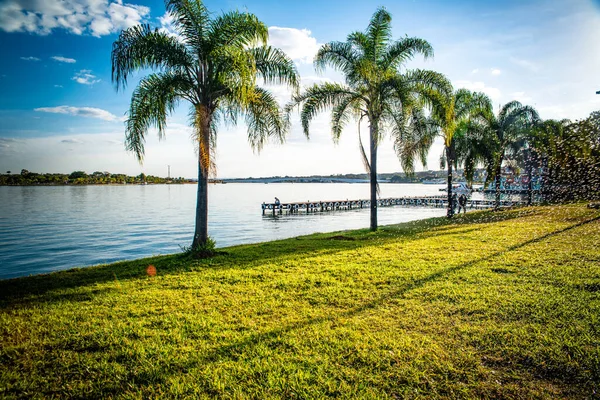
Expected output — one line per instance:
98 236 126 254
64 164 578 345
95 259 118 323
157 11 180 39
490 68 502 76
268 26 321 64
453 80 501 101
0 0 150 37
471 68 479 74
34 106 122 122
52 56 76 63
20 56 40 61
54 84 63 88
72 69 100 85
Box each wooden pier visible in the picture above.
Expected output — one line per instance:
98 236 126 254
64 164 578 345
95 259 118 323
262 196 529 215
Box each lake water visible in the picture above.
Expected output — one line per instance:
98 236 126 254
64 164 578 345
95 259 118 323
0 183 471 280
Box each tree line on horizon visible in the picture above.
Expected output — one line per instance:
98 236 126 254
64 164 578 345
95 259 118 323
0 170 187 185
110 0 600 252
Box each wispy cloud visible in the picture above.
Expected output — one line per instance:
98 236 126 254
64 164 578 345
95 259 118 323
72 69 100 85
60 138 84 144
491 68 502 76
52 56 76 63
0 137 24 144
54 84 63 88
20 56 40 61
0 0 150 37
34 106 122 122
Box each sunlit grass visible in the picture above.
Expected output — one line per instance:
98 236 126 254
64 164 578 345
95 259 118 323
1 204 599 398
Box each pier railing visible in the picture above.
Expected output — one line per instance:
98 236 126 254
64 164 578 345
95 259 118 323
262 196 529 215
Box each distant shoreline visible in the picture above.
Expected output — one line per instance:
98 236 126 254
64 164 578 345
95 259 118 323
0 181 452 187
0 182 193 187
3 168 485 186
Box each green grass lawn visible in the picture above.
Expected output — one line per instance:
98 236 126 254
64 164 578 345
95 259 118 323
1 204 599 399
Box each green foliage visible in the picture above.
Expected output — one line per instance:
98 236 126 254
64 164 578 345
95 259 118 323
68 170 87 180
183 236 217 258
1 204 599 398
532 112 600 201
0 170 186 186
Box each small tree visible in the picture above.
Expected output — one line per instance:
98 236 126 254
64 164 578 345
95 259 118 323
69 171 87 180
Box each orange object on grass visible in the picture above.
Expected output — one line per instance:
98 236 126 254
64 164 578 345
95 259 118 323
146 265 157 276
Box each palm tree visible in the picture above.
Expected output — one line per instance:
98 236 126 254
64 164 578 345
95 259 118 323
286 7 451 231
400 89 489 217
111 0 299 250
468 99 539 209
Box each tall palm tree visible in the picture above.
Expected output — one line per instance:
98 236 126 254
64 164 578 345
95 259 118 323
112 0 299 250
286 7 451 231
468 99 539 209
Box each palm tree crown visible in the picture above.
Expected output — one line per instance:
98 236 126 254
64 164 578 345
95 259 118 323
112 0 299 249
287 7 451 230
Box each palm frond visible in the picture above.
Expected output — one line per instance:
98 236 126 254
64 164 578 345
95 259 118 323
346 31 369 55
314 41 358 76
251 46 299 89
330 95 363 143
244 86 287 152
400 69 454 102
286 83 363 138
125 71 193 161
382 37 433 70
165 0 210 49
393 107 438 174
366 7 392 60
111 24 193 90
208 10 268 49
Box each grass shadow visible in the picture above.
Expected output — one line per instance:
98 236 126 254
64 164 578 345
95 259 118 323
178 214 600 384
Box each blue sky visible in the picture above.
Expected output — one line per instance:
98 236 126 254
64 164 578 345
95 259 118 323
1 0 600 178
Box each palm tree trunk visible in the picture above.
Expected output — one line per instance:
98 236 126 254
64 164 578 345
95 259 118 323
446 146 453 218
494 155 503 211
192 106 211 249
526 151 533 206
369 122 378 231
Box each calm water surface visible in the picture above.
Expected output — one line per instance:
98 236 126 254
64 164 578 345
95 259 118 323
1 183 460 279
